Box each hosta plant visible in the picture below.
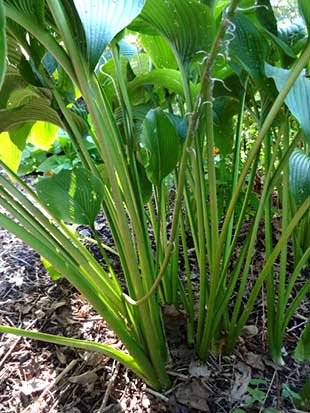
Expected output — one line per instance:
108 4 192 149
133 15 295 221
0 0 310 392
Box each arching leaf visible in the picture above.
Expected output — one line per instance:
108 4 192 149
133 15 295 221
0 1 6 91
4 0 46 26
265 64 310 143
229 13 268 87
139 108 180 186
128 69 198 98
289 149 310 208
140 0 216 64
72 0 145 71
140 34 177 69
36 168 104 226
0 96 63 133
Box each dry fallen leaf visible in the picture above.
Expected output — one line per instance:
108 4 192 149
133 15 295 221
189 360 210 378
175 380 210 412
69 370 98 385
20 378 49 395
241 325 259 338
230 362 252 402
245 352 265 370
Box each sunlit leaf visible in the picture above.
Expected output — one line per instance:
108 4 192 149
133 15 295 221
72 0 145 71
36 168 104 226
265 64 310 142
0 1 6 91
140 0 215 64
0 96 63 133
140 34 177 69
29 122 59 151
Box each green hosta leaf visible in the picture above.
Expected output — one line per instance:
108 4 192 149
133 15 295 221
4 0 45 25
72 0 145 71
0 123 33 172
289 149 310 208
265 64 310 142
140 108 180 186
0 96 63 133
0 2 6 92
0 132 23 173
166 114 188 142
140 34 177 69
36 168 104 226
256 0 277 35
128 69 198 98
28 121 59 151
213 96 239 155
136 161 152 204
41 257 62 281
294 321 310 362
298 0 310 34
229 13 268 87
140 0 216 64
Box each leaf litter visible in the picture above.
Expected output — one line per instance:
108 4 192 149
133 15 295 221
1 204 310 412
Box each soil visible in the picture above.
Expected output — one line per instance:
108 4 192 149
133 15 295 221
1 182 310 412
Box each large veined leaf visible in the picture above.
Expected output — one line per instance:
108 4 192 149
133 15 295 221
72 0 145 71
140 34 177 69
4 0 45 25
139 108 180 186
0 96 63 133
0 1 6 91
128 69 198 99
294 321 310 362
229 13 268 87
140 0 216 64
36 168 104 226
265 64 310 143
289 149 310 208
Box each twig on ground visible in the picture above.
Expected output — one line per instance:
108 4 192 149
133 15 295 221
258 370 277 413
22 359 79 413
98 361 120 413
0 319 37 369
145 387 169 402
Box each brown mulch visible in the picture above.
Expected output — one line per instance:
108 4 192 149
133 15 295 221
1 202 310 412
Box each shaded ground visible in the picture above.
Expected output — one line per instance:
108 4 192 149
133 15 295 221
1 209 310 412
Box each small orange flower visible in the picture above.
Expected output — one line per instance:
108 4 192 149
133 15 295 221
214 147 220 155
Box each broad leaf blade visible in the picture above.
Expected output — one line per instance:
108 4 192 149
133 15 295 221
229 13 268 87
265 64 310 142
28 121 59 150
140 0 215 64
72 0 145 71
0 1 6 91
0 96 63 133
36 168 104 225
140 34 177 69
140 108 180 186
4 0 45 25
289 149 310 208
